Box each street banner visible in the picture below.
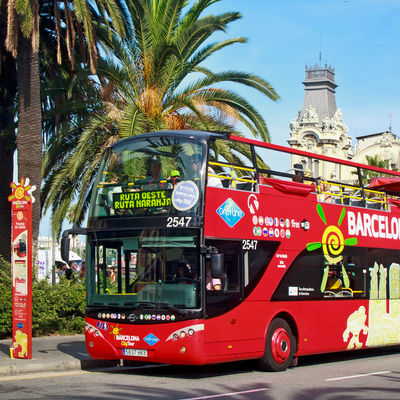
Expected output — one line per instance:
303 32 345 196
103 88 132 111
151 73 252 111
8 178 36 359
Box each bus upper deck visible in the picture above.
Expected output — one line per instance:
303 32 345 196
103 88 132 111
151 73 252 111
90 130 400 223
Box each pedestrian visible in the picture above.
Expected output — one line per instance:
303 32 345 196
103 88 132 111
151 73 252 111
65 262 74 280
57 263 67 277
79 261 86 280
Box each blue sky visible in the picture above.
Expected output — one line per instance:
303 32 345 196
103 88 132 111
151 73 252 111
39 0 400 237
205 0 400 146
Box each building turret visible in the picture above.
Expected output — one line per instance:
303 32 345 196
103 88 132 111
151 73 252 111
288 64 353 180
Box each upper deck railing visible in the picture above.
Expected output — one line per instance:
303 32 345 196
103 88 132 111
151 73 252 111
207 133 400 212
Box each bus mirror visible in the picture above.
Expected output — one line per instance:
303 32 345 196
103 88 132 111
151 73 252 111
211 253 224 278
61 237 70 264
60 227 87 264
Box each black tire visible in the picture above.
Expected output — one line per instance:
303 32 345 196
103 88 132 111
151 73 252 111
258 318 296 372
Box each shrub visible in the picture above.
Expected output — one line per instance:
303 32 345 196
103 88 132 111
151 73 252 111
0 257 86 339
0 257 12 338
32 276 86 336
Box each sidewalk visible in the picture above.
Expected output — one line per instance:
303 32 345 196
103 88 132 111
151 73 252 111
0 335 119 376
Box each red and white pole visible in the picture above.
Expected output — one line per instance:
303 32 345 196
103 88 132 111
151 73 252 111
8 178 35 359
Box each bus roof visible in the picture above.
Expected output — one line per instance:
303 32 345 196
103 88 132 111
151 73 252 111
110 130 229 150
230 133 400 178
111 130 400 178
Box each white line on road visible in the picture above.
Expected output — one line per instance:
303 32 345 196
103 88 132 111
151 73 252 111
178 388 269 400
325 370 392 381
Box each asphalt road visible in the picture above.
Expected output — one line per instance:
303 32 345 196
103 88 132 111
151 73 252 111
1 347 399 400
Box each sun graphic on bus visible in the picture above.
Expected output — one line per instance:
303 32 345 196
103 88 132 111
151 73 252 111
306 204 357 264
110 324 122 339
306 204 358 293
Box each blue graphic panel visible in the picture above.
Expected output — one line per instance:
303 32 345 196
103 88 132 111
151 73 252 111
217 198 244 227
143 333 160 346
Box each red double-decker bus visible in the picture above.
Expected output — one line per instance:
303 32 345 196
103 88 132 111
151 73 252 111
62 130 400 371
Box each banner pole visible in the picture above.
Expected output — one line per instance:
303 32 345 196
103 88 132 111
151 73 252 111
8 178 36 359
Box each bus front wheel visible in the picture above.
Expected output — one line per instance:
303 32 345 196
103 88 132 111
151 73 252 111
259 318 296 372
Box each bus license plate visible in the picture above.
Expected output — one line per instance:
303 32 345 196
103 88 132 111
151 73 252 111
123 348 147 357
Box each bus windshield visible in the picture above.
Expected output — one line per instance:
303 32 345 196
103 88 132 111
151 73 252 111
90 136 206 218
88 228 200 309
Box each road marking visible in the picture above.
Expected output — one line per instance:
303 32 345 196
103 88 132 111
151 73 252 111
326 370 392 381
0 370 90 382
178 388 269 400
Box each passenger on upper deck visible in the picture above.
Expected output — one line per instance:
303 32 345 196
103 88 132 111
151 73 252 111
292 163 305 183
318 180 332 202
168 169 181 187
144 158 165 189
207 167 223 188
191 154 202 179
292 174 304 183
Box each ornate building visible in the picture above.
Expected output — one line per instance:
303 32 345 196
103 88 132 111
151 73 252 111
352 131 400 170
288 64 400 181
288 64 353 180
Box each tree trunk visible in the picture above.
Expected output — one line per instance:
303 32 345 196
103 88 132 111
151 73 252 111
0 137 14 262
16 33 42 258
0 28 17 261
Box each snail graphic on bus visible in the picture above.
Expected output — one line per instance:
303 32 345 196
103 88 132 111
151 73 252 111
306 204 357 296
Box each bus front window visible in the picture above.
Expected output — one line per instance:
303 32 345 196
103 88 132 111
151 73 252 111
90 136 206 218
88 229 200 309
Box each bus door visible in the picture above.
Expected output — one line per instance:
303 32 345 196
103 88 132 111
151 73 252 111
204 240 242 319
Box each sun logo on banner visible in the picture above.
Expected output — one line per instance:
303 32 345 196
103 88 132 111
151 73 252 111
110 324 122 339
8 178 36 204
306 204 357 264
307 204 358 293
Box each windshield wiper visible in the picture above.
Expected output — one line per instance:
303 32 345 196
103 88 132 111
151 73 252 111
124 302 157 309
155 302 185 314
124 302 185 314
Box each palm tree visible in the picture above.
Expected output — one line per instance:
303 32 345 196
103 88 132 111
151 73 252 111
0 0 128 258
363 155 391 182
0 14 16 261
42 0 279 235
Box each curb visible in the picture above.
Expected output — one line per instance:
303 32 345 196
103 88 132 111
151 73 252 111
0 359 120 377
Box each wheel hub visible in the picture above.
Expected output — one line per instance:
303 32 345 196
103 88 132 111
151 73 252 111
271 327 290 363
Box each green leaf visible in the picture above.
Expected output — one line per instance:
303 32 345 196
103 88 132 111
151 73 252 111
317 203 327 225
344 238 358 246
338 207 346 227
306 242 322 251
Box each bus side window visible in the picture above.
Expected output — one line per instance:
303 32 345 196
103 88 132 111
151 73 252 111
322 255 368 299
367 248 400 301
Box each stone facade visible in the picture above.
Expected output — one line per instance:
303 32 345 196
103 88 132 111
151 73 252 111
288 64 353 180
352 131 400 170
288 64 398 181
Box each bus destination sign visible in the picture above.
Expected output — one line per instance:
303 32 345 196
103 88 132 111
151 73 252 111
113 190 172 210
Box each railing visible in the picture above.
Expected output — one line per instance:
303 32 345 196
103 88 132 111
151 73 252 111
317 180 387 210
208 161 256 189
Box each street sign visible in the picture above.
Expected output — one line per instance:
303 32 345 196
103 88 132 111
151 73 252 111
8 178 35 359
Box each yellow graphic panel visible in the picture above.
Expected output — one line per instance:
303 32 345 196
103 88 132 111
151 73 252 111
12 330 28 358
344 263 400 348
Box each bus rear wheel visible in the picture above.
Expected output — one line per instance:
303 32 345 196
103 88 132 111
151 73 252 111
259 318 296 372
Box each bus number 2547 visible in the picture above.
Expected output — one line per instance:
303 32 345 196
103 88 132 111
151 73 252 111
167 217 192 227
242 240 258 250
